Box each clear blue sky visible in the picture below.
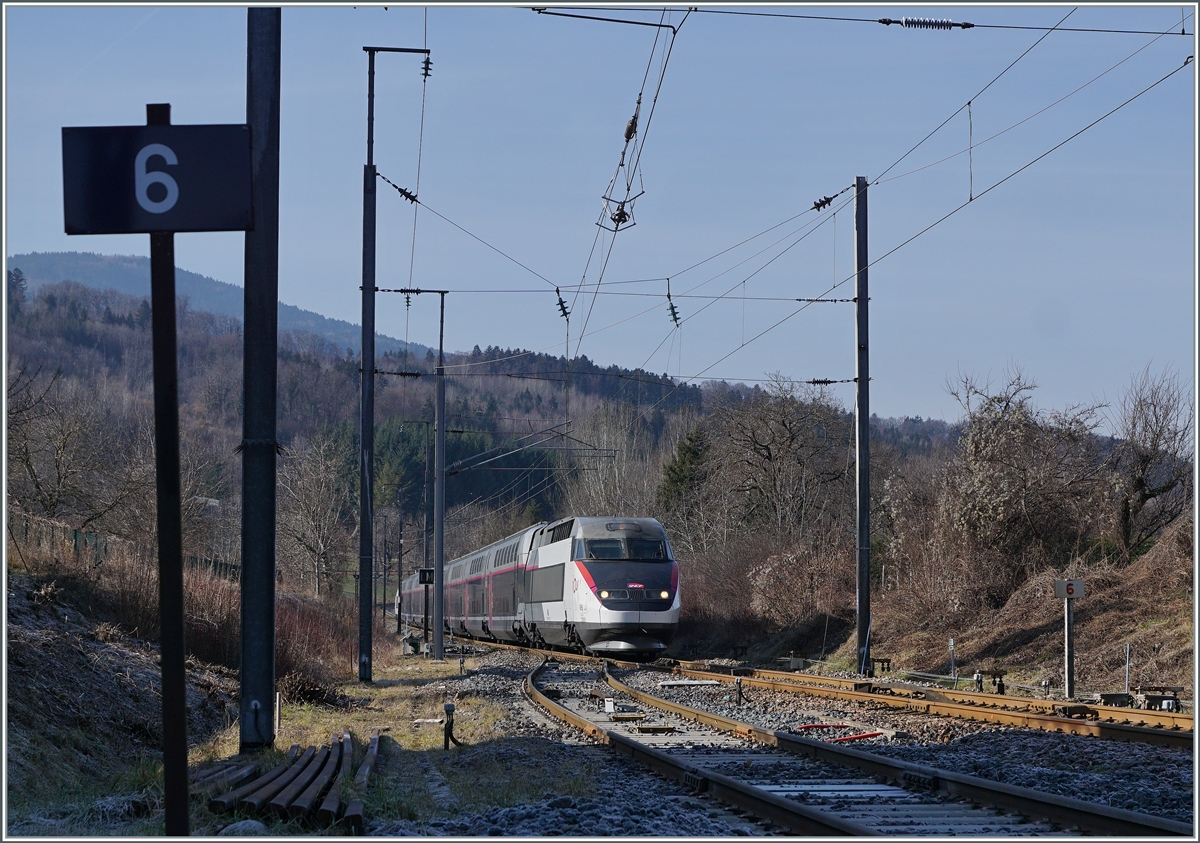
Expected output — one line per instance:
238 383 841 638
4 4 1196 426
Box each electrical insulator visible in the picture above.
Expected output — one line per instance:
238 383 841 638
667 300 680 325
422 56 432 78
405 294 412 308
902 17 954 29
556 288 570 319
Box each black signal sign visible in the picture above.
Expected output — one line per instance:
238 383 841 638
62 124 253 234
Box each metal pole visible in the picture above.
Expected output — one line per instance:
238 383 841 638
241 7 281 755
381 514 387 621
395 519 404 634
423 423 431 645
359 48 378 683
854 175 871 677
1064 598 1075 698
146 103 189 836
424 424 433 567
433 294 447 660
355 43 429 679
1125 642 1131 695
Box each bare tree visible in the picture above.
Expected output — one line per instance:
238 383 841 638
942 367 1108 573
1108 365 1194 558
6 368 148 531
556 401 675 517
703 378 853 541
277 433 355 595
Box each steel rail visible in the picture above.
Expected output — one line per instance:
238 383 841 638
523 659 874 835
694 662 1194 731
468 641 1190 743
603 664 1192 837
663 664 1193 749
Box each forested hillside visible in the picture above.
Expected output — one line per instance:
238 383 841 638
7 251 424 357
6 265 1192 690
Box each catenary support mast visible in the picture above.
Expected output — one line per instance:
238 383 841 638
854 175 871 676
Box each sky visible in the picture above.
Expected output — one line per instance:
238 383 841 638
4 3 1196 427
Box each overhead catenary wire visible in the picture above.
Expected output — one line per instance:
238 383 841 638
405 8 431 292
571 8 690 360
546 6 1192 36
384 14 1190 420
872 7 1079 184
875 15 1193 185
604 188 852 373
867 54 1196 281
377 171 557 288
623 53 1193 423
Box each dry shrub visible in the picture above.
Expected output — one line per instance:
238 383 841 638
928 515 1193 690
276 670 351 707
7 510 382 689
749 543 854 626
275 593 354 684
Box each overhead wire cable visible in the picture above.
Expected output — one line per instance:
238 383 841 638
866 55 1195 286
876 16 1193 184
573 186 854 357
377 171 557 288
871 7 1078 184
571 187 854 408
572 9 689 360
406 7 430 291
626 55 1192 421
546 6 1192 36
605 189 854 406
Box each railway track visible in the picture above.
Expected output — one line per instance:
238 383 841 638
474 640 1191 749
523 657 1191 836
662 662 1194 749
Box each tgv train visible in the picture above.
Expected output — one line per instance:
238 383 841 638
398 516 679 655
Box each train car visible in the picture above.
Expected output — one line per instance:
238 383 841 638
398 516 680 655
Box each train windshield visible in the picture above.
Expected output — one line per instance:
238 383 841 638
576 538 670 561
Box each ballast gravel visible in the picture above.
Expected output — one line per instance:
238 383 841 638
371 788 765 836
368 650 771 836
614 666 1194 825
366 649 1192 834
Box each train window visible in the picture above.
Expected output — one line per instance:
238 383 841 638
628 539 668 560
583 539 624 559
578 538 670 561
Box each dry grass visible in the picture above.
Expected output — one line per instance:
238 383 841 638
832 516 1194 693
181 654 602 834
6 516 405 836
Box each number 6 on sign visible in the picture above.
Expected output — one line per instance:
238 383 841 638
1053 579 1085 599
135 144 179 213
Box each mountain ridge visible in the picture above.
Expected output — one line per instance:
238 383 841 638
6 251 425 357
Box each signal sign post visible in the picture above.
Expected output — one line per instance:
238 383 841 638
1055 579 1085 698
62 106 253 836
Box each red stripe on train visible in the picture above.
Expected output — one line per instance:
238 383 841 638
575 560 597 591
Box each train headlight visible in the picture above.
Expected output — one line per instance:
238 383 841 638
660 590 670 599
599 590 610 599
